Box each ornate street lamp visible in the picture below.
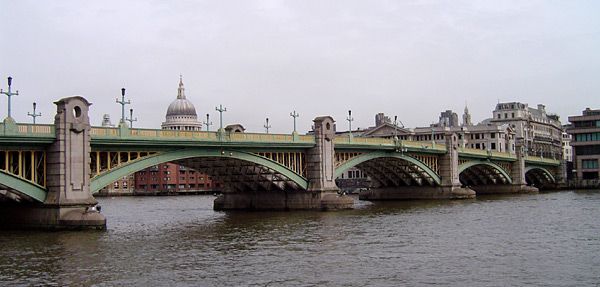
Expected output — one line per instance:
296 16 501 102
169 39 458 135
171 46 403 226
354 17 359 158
27 102 41 124
1 76 19 119
264 117 271 133
215 104 227 131
126 108 137 128
290 110 299 134
203 113 213 132
347 110 354 141
116 88 131 124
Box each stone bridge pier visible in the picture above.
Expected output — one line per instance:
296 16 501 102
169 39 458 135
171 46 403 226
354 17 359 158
213 116 353 211
0 97 106 229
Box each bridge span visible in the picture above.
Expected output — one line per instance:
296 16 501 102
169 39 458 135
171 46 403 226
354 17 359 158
0 97 561 229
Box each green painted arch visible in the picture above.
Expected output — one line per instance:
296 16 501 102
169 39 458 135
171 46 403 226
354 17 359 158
90 148 309 193
525 166 556 183
0 170 47 203
458 161 513 184
334 151 442 185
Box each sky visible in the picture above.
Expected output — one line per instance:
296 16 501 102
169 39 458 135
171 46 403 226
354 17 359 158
1 0 599 133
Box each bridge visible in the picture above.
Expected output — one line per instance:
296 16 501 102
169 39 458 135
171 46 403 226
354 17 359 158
0 97 561 229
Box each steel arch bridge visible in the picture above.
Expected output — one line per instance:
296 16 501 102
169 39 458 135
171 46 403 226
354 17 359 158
0 123 561 203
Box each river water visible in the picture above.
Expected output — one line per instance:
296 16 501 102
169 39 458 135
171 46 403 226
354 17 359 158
0 191 599 286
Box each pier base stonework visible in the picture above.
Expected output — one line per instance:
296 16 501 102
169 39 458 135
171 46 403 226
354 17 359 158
359 186 475 200
0 97 105 230
439 132 476 199
306 116 353 210
214 190 325 211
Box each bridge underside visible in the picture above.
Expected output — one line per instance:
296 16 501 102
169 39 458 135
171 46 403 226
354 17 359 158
355 158 438 188
459 163 539 194
173 157 305 193
525 168 557 189
459 164 511 186
340 157 474 200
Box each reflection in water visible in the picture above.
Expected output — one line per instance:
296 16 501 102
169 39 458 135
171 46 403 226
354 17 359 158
1 192 600 286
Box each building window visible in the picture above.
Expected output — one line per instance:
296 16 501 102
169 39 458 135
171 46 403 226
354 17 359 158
491 143 496 150
582 159 599 169
511 113 515 118
491 133 495 139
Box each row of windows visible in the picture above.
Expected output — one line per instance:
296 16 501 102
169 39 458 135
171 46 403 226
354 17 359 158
574 133 600 142
573 120 600 128
575 145 600 156
497 112 517 119
137 176 207 182
138 183 213 190
582 159 599 169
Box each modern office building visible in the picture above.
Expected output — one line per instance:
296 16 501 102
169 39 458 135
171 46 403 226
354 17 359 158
567 108 600 180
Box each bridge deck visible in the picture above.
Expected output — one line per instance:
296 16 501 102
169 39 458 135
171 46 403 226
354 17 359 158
0 123 560 166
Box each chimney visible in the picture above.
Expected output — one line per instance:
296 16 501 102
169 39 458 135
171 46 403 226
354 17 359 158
537 104 546 113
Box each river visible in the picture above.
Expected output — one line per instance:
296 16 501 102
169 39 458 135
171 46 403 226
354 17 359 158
1 191 599 286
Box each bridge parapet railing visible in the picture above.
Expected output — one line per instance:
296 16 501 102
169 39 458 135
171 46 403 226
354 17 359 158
0 123 55 137
400 140 446 151
525 156 561 165
458 147 516 160
334 137 395 145
17 124 55 136
229 132 314 143
333 137 447 152
90 126 315 144
90 127 119 137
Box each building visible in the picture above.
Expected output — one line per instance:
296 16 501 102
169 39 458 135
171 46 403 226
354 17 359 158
133 76 218 194
491 102 563 158
567 108 600 180
412 107 515 153
562 131 573 162
436 110 459 127
134 164 219 193
161 76 203 131
335 109 515 185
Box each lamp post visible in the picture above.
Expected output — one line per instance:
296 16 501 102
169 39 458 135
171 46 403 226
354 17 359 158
126 108 137 128
264 117 271 133
27 102 41 124
215 104 227 131
203 113 213 132
393 115 398 140
347 110 354 141
1 76 19 119
290 110 299 133
116 88 131 125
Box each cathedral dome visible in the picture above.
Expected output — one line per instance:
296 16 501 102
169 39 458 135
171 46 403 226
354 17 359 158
161 76 203 131
166 98 197 117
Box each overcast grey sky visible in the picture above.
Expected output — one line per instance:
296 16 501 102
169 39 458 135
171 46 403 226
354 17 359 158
1 0 599 133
